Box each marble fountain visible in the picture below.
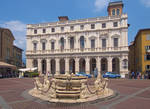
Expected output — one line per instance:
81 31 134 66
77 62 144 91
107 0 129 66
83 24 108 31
29 73 115 104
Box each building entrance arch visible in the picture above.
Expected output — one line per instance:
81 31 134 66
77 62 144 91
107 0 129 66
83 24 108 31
41 59 46 74
90 58 96 75
112 58 120 73
79 58 85 72
60 59 65 74
101 58 108 73
69 58 75 74
51 59 56 75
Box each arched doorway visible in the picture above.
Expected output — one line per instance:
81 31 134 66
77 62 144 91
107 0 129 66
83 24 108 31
33 59 38 67
60 59 65 74
41 59 46 74
69 59 75 74
79 58 85 72
90 58 96 75
112 58 120 73
101 58 108 74
51 59 55 75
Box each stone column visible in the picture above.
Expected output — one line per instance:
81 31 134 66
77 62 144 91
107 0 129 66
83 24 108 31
96 57 101 73
55 58 60 75
85 58 90 74
46 59 51 74
38 58 42 74
56 38 59 50
26 58 33 68
66 38 69 50
120 58 123 74
76 37 79 49
75 58 79 73
108 57 112 72
65 58 69 75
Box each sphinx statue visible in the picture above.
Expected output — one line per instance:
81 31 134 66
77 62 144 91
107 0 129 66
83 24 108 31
34 77 43 90
42 75 50 92
94 72 109 95
80 80 90 99
48 78 56 98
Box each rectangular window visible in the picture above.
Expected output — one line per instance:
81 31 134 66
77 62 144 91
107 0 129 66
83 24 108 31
102 23 106 28
102 39 106 48
91 39 95 48
145 46 150 51
114 38 118 47
113 22 118 27
51 42 55 50
51 28 55 32
146 34 150 40
34 29 37 34
33 43 37 51
80 25 84 30
61 27 64 32
42 42 46 50
146 65 150 70
91 24 95 29
70 26 74 31
43 29 46 33
145 54 150 60
70 37 74 49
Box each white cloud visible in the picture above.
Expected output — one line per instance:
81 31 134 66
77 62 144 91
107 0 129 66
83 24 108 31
94 0 109 12
141 0 150 7
0 20 26 61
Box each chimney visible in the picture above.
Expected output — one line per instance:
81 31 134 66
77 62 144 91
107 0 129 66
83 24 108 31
58 16 69 21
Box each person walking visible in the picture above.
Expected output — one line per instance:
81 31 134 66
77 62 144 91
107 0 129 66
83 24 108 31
131 71 135 79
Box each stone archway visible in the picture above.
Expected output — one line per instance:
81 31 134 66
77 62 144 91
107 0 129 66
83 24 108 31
112 58 120 73
69 58 75 74
90 58 96 75
60 59 65 74
41 59 46 74
101 58 108 74
51 59 55 75
79 58 85 72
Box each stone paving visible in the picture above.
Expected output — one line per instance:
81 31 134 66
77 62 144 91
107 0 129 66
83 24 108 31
0 78 150 109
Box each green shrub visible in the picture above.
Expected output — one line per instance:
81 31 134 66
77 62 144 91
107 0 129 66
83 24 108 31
24 72 39 77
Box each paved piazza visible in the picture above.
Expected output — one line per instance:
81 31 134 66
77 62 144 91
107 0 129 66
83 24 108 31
0 78 150 109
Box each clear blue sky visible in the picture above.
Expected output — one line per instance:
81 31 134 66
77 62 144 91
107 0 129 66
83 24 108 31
0 0 150 62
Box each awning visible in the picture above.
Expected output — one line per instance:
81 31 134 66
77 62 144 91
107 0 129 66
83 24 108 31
0 61 17 69
18 67 37 72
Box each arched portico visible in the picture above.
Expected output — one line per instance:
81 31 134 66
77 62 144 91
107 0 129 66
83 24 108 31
41 59 46 74
79 58 85 72
101 58 108 73
69 58 75 74
51 59 56 75
112 58 120 73
90 58 96 75
60 58 65 74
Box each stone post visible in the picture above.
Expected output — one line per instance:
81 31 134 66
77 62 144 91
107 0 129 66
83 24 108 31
96 57 101 73
65 58 69 75
85 58 90 74
108 57 112 72
46 59 51 74
55 58 60 75
38 58 41 74
75 58 79 73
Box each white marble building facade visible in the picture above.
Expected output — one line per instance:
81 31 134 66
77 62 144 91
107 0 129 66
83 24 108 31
26 1 129 75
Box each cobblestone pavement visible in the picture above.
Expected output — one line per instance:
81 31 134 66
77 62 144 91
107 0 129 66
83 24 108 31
0 78 150 109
